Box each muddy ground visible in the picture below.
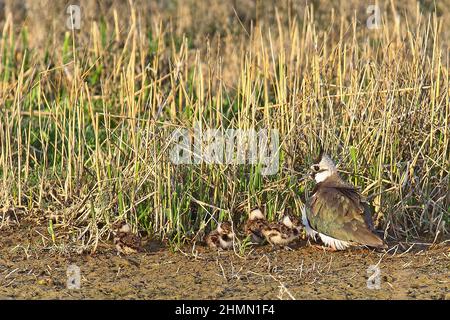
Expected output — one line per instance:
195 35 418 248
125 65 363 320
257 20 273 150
0 223 448 300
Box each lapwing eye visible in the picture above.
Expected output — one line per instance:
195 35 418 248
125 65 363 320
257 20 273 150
313 165 320 171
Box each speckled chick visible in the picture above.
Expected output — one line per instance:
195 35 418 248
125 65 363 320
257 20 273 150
205 221 235 250
112 221 142 255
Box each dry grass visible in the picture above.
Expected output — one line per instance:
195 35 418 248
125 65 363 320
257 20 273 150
0 0 448 252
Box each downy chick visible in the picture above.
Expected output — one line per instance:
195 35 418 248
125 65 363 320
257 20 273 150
244 208 269 245
112 221 142 255
262 215 302 247
205 221 235 250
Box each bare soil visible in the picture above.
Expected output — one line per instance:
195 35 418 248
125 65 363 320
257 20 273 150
0 223 448 300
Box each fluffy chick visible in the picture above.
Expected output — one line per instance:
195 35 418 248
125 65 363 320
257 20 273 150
112 221 142 255
205 221 235 250
262 215 302 247
244 208 269 245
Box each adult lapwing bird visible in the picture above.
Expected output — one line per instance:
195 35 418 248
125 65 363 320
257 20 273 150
112 221 142 255
205 221 235 250
262 215 302 248
302 151 387 251
244 208 269 244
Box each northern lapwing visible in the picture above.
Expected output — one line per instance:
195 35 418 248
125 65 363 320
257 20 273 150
302 151 387 251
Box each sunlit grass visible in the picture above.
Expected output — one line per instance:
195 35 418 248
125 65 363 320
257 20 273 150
0 1 448 252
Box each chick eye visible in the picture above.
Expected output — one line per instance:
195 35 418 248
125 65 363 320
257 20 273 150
313 165 320 171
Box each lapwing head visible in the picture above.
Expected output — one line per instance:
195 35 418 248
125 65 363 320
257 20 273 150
249 208 265 220
310 151 337 183
217 221 234 237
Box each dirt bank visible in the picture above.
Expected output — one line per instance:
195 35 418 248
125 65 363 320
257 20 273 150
0 225 448 300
